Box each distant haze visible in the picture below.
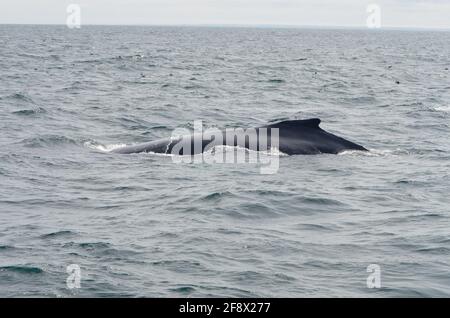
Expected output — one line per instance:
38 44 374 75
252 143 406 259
1 0 450 29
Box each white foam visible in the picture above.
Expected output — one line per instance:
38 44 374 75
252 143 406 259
206 145 287 156
433 105 450 113
84 141 128 152
339 148 408 157
142 151 175 157
85 140 288 159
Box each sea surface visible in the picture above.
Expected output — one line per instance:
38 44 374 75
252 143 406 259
0 25 449 297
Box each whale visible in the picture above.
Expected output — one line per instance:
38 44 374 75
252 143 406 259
111 118 367 155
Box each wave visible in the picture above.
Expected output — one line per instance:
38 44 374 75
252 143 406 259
199 191 235 202
295 223 336 232
77 54 145 64
267 79 285 83
415 246 450 255
22 135 78 148
0 92 34 103
61 241 142 260
40 230 77 239
169 286 196 295
183 84 205 90
17 52 60 60
297 196 345 206
0 265 44 274
12 107 47 116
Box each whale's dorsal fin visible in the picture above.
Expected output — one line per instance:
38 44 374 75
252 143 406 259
266 118 321 129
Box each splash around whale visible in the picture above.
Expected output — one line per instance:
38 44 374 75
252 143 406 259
111 118 367 156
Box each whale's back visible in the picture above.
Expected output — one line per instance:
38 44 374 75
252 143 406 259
111 118 367 155
264 118 367 155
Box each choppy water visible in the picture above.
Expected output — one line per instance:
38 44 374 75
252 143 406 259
1 25 449 297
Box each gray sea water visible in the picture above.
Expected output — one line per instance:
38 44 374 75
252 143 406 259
0 25 449 297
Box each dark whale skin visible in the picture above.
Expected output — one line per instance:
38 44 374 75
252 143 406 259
111 118 367 155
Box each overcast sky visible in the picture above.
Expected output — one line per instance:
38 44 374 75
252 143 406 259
1 0 449 29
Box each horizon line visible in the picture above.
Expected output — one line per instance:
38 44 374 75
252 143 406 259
1 22 450 32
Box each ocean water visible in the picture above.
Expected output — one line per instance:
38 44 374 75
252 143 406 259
0 25 449 297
